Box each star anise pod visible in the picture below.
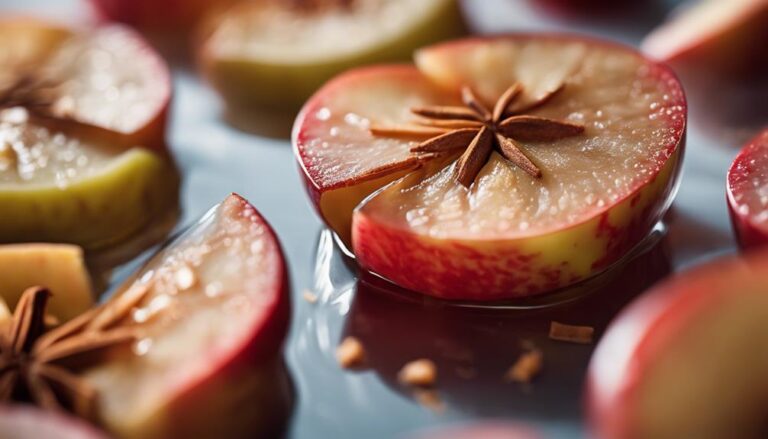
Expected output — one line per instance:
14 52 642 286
370 83 585 187
0 284 149 417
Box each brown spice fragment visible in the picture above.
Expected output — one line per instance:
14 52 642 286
549 321 594 344
505 349 543 383
302 289 318 304
398 359 437 387
336 336 365 368
413 389 445 413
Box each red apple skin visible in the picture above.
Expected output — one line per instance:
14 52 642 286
87 0 236 32
585 250 768 439
642 0 768 81
0 405 111 439
98 194 292 439
347 37 686 301
727 129 768 251
157 194 291 439
529 0 643 16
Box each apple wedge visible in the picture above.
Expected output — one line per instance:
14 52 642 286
587 250 768 439
0 19 179 263
197 0 466 112
641 0 768 80
294 35 686 300
641 0 768 142
78 193 291 439
727 129 768 250
0 406 110 439
0 243 93 321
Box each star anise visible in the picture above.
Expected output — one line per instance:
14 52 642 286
0 284 149 417
369 83 585 187
0 74 59 115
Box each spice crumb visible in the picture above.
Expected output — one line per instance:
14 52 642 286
549 321 594 344
302 289 318 304
505 349 543 383
398 359 437 387
336 336 365 368
413 389 445 413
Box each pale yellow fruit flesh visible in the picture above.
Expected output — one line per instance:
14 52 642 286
83 196 283 438
298 66 457 245
0 109 178 249
0 243 93 321
39 25 168 135
362 39 683 239
0 19 72 86
635 291 768 439
201 0 465 108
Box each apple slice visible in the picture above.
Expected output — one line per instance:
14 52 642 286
0 19 179 263
79 193 291 439
587 250 768 439
294 35 686 300
0 243 93 321
197 0 466 112
0 406 110 439
641 0 768 143
641 0 768 80
727 129 768 250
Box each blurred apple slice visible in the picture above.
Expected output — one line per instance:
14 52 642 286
641 0 768 79
0 19 179 263
727 129 768 250
197 0 465 112
587 251 768 439
81 193 291 439
295 35 686 300
0 243 93 321
0 406 110 439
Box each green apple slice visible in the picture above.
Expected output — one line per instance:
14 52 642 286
0 19 178 265
197 0 466 111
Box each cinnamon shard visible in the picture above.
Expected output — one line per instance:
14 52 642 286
495 134 542 178
499 115 584 141
336 336 366 368
549 321 594 344
411 128 478 154
505 349 543 383
492 83 523 122
369 124 450 139
455 126 494 187
411 105 479 121
398 359 437 387
461 86 492 121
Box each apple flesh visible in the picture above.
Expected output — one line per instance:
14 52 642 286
727 129 768 250
0 243 93 322
197 0 466 112
0 406 110 439
81 193 291 439
587 250 768 439
0 19 179 264
294 35 686 300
